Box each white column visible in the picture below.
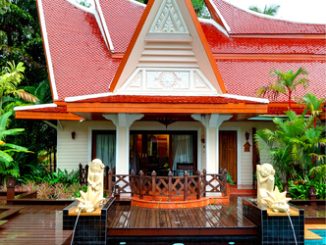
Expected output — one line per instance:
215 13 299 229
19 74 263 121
192 114 231 173
103 113 143 175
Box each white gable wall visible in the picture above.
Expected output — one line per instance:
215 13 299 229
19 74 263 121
114 0 223 96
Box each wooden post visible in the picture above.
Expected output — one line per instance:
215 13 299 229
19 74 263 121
196 170 201 199
108 169 113 197
152 171 156 201
184 171 189 201
202 169 207 197
6 177 15 202
79 163 83 185
130 170 136 197
104 166 109 191
168 171 173 201
139 170 144 199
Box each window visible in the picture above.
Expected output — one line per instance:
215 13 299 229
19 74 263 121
92 131 116 170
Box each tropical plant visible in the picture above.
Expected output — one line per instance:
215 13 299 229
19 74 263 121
301 93 325 128
309 164 326 184
257 67 309 109
288 179 309 200
1 0 56 175
0 111 30 180
249 4 280 16
255 109 326 188
0 61 38 113
136 0 205 16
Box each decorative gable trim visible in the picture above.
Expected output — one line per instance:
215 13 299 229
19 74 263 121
150 0 189 34
37 0 59 101
118 68 217 96
207 0 231 32
110 0 227 95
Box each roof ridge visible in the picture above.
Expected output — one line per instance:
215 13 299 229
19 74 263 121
223 0 326 27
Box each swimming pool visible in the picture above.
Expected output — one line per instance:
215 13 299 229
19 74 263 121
305 229 326 245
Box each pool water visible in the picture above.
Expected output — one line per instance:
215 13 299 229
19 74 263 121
305 230 326 245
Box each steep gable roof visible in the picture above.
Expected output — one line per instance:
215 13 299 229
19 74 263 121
110 0 226 95
207 0 326 35
37 0 120 101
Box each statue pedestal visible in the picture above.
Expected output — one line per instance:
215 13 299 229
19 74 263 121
243 198 304 245
63 198 115 244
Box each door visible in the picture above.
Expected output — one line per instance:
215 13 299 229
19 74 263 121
219 131 237 183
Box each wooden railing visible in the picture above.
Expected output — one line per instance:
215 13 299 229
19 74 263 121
79 164 228 201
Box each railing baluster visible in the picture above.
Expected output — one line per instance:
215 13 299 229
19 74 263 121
196 170 201 199
108 169 113 197
151 171 156 201
139 170 144 199
202 169 207 197
168 171 173 201
184 171 188 201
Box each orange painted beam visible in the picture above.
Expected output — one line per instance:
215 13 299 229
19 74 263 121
15 111 81 121
214 53 326 61
231 34 326 39
67 102 268 114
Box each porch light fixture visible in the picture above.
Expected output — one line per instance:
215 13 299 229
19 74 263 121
243 132 251 152
71 131 76 140
158 116 176 129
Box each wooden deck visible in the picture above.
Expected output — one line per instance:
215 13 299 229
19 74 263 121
107 202 257 238
0 197 324 244
0 205 71 245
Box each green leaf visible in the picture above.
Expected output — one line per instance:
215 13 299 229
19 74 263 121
0 150 14 166
3 143 30 152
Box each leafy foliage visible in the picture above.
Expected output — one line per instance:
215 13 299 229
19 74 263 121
257 68 309 108
249 5 280 16
255 109 326 186
135 0 206 16
0 111 30 179
1 0 56 177
0 61 38 113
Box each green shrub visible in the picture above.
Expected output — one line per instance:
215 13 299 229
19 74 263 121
288 180 309 200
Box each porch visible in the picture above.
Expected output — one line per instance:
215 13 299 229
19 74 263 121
79 164 230 208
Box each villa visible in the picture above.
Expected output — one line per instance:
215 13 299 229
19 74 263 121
14 0 326 188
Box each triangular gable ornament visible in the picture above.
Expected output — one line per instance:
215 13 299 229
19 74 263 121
110 0 226 96
150 0 189 33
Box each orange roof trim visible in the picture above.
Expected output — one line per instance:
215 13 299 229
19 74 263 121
109 0 154 92
184 0 227 93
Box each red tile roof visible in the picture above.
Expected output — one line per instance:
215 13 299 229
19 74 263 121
39 0 326 105
41 0 120 100
71 95 262 104
218 60 326 101
98 0 144 53
201 22 326 55
209 0 326 35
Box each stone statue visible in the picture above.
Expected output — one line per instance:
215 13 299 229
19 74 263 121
256 163 291 213
257 163 275 206
76 159 105 213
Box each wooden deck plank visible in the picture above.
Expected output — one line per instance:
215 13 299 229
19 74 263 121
107 203 257 238
0 205 71 245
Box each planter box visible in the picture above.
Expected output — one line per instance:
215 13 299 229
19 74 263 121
63 198 115 245
243 198 305 245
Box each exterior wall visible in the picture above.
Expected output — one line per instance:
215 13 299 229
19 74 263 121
220 121 274 185
57 120 115 171
57 120 203 171
57 119 274 185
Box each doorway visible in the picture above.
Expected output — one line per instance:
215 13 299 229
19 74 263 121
219 131 237 183
130 131 197 175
